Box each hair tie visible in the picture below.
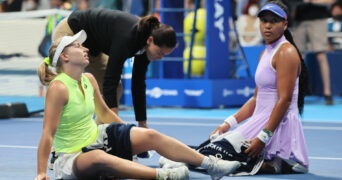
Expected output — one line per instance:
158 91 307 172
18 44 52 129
44 57 52 67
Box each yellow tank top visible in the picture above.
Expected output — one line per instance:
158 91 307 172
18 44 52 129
52 73 98 153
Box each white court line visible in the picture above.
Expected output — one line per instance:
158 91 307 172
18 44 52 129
7 116 342 124
1 144 342 161
303 126 342 130
122 114 342 122
124 121 342 131
3 119 342 131
0 145 36 149
309 156 342 161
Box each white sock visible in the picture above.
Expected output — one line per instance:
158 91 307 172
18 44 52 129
200 156 211 169
156 168 167 180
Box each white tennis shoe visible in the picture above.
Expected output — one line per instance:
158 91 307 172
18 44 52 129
206 155 241 180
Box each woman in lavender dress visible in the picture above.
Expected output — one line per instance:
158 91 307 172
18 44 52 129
211 0 310 174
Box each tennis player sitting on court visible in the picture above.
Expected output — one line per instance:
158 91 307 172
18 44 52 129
207 0 310 175
35 30 241 180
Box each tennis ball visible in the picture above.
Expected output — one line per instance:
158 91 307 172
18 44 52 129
184 8 206 46
183 45 206 76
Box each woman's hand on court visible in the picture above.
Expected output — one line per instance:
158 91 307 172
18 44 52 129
209 122 230 140
35 174 49 180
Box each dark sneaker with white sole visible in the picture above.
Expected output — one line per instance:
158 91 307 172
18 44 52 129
282 159 308 174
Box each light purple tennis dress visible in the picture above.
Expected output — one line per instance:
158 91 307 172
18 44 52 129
234 35 309 167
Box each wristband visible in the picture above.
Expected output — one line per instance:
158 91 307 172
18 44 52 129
257 129 273 144
224 115 238 127
263 129 273 137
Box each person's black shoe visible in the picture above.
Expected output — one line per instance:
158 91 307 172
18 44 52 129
324 95 334 105
281 159 308 174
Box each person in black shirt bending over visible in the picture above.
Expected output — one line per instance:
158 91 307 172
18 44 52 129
52 8 177 128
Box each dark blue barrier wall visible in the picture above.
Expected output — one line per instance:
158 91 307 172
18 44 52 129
122 78 255 108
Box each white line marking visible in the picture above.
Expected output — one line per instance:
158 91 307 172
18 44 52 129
122 115 342 122
309 157 342 161
124 121 342 130
0 145 37 149
303 126 342 130
1 145 342 161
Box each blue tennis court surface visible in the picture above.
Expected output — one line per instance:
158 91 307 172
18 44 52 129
0 96 341 180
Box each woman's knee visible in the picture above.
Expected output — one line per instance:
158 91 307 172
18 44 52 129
131 128 163 147
73 150 111 178
142 128 162 140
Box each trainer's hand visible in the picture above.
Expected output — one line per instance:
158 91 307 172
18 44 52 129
209 122 230 140
35 174 49 180
244 138 265 158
